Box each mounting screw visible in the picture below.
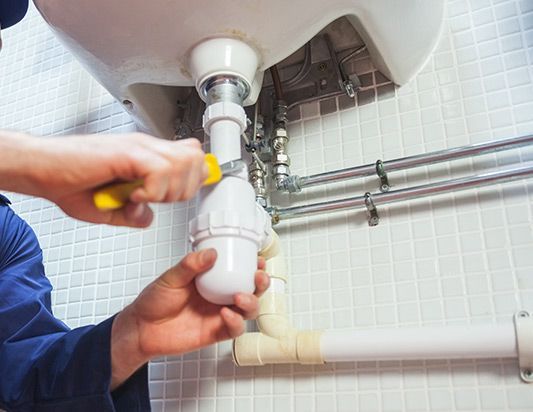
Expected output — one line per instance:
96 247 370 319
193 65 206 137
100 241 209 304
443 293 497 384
318 62 328 72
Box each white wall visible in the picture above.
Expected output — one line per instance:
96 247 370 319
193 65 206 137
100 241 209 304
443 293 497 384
1 0 533 411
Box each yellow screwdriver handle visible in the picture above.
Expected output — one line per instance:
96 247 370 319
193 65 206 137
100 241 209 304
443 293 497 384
203 153 223 186
93 180 144 211
93 153 222 211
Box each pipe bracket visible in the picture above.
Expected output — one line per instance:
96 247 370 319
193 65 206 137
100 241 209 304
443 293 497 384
376 160 390 192
364 192 380 227
514 310 533 383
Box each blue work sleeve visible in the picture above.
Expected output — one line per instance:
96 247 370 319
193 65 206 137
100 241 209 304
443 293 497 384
0 196 150 411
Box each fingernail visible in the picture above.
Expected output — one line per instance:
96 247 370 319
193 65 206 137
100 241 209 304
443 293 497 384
135 204 153 225
126 203 151 225
130 203 144 219
199 248 216 265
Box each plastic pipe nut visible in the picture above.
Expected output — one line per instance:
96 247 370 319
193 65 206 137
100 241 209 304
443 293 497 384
203 101 247 136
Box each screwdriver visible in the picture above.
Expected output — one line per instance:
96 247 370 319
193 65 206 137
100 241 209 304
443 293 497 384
93 153 244 211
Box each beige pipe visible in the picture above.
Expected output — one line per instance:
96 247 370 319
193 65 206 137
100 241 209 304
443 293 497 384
234 232 529 375
232 229 324 366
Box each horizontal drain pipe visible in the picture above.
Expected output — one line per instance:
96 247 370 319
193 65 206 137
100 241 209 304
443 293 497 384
237 317 533 383
237 322 517 363
269 163 533 224
234 230 533 383
321 323 517 362
278 134 533 193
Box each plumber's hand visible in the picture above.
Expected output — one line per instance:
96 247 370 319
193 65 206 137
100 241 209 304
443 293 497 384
109 249 270 390
0 131 208 227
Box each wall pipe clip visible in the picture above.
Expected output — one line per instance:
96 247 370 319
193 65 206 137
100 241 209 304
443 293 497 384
364 192 379 227
375 160 390 192
515 311 533 383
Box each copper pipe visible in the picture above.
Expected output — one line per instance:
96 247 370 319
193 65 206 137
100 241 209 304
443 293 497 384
269 65 284 101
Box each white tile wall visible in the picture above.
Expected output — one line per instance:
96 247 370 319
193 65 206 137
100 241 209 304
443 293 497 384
1 0 533 411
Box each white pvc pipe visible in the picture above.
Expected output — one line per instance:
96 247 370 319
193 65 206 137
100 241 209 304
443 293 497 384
321 323 517 362
192 107 260 304
209 119 241 164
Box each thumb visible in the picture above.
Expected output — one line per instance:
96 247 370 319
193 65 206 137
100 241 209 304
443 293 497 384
111 202 153 227
96 202 154 228
55 193 153 228
159 249 217 288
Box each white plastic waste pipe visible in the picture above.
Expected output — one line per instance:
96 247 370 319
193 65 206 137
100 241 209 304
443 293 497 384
233 232 526 368
321 322 517 362
187 38 269 305
208 120 241 164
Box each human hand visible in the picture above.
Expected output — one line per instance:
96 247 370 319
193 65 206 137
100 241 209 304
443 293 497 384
109 249 270 390
1 132 207 227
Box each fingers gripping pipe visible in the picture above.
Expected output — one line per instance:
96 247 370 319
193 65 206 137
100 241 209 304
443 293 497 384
233 230 324 366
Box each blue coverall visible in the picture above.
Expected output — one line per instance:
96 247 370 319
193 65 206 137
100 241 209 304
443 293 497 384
1 4 150 409
0 195 150 411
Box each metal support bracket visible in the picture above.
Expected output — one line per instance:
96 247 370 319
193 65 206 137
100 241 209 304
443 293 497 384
514 311 533 383
364 192 379 226
376 160 390 192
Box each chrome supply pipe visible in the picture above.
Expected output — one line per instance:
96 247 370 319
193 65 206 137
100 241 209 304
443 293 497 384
271 101 291 189
270 163 533 223
280 134 533 193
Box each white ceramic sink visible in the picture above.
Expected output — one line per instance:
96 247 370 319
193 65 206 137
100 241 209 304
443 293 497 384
35 0 445 137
